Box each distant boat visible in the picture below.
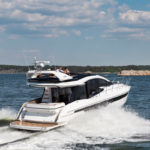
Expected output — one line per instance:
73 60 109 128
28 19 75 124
10 58 130 131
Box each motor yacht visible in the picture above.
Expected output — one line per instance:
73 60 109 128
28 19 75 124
10 59 130 131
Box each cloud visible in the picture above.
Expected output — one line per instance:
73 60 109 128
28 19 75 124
0 0 150 40
10 10 46 22
108 27 141 33
0 26 5 32
129 32 150 40
85 36 93 40
23 49 40 53
8 34 20 39
100 6 150 40
108 9 150 40
102 26 150 40
119 10 150 25
72 30 81 36
0 0 117 38
43 28 68 38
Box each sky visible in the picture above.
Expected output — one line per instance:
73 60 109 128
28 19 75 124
0 0 150 66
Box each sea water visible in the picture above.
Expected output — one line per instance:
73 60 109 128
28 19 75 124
0 74 150 150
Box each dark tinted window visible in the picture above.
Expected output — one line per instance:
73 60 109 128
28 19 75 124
86 78 111 97
86 79 100 97
52 87 72 104
70 86 87 102
29 73 59 83
98 79 111 87
52 86 87 104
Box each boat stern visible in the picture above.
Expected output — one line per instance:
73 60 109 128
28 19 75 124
10 102 66 131
10 121 65 131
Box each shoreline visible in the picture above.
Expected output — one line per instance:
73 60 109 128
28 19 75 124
1 69 150 76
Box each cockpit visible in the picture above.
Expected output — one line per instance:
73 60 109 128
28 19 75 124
38 78 112 104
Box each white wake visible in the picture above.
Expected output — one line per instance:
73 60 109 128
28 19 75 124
0 105 150 150
0 108 17 120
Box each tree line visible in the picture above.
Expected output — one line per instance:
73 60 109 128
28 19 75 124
0 64 150 73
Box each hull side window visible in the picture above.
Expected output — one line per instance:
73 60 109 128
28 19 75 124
52 88 72 104
70 86 87 102
52 86 87 104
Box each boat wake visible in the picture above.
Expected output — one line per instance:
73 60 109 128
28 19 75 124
0 108 17 127
0 105 150 149
0 108 16 120
67 104 150 144
0 108 37 147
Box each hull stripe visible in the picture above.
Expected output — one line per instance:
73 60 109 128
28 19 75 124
74 93 128 112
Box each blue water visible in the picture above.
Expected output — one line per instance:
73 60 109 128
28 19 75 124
0 74 43 110
0 74 150 150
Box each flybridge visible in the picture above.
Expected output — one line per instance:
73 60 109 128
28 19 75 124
27 70 73 82
27 68 111 88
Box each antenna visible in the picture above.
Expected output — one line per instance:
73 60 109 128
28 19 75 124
33 57 37 69
33 57 50 69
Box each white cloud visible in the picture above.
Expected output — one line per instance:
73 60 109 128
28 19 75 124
118 4 129 12
0 1 13 9
0 0 117 38
72 30 81 36
10 9 46 22
119 10 150 24
129 32 145 38
8 34 20 39
109 27 141 33
0 26 5 32
85 36 93 40
102 26 150 40
129 32 150 40
44 28 68 38
0 0 150 40
23 49 40 53
111 9 150 40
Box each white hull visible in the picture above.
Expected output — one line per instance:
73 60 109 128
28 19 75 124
10 83 130 131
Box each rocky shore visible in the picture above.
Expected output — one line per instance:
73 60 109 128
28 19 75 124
118 70 150 76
